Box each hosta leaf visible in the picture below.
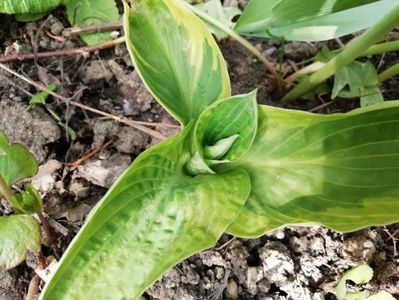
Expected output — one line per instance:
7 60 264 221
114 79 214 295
64 0 119 45
235 0 397 41
40 127 251 300
124 0 231 125
0 130 38 186
0 215 41 269
195 91 258 163
0 0 62 14
226 102 399 237
271 0 378 27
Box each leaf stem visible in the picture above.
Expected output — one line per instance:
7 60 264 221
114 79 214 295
181 0 281 85
37 212 56 247
285 40 399 84
378 62 399 82
0 175 14 202
281 4 399 103
362 40 399 57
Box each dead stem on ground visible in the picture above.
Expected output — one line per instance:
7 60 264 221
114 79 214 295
0 63 176 140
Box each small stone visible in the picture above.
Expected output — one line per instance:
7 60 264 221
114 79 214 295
76 154 131 188
31 160 62 195
80 60 113 83
50 19 64 35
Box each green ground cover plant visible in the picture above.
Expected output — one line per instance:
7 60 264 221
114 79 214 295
23 0 399 299
0 130 42 269
0 0 119 44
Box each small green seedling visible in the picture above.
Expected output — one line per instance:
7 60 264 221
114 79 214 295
336 264 395 300
0 130 42 269
39 1 399 299
300 47 384 106
29 84 77 141
0 0 119 45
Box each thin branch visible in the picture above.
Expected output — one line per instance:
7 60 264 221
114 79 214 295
63 21 123 37
37 212 56 245
0 63 170 140
0 37 126 64
308 101 333 113
65 139 114 170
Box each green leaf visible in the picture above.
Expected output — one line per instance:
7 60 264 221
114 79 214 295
0 215 41 269
40 127 251 299
0 130 38 186
336 264 373 300
195 0 241 40
195 91 258 163
204 134 240 160
367 291 396 300
234 0 281 34
64 0 119 45
9 184 43 214
235 0 398 41
331 61 384 107
124 0 231 125
30 83 57 105
0 0 62 14
185 152 216 175
226 102 399 237
15 12 47 22
335 264 395 300
271 0 378 27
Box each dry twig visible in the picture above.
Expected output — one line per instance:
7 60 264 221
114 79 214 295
62 21 123 37
0 37 126 64
0 63 172 140
66 139 114 170
26 275 41 300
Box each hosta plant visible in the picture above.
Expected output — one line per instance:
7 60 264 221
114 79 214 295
40 0 399 299
235 0 398 41
0 130 42 269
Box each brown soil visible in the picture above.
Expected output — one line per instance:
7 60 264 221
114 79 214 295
0 8 398 300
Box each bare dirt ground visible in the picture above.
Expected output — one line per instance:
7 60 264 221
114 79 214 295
0 9 398 300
